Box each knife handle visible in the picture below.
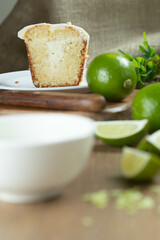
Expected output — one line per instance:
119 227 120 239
0 91 106 112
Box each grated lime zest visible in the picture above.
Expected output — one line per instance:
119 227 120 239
82 187 155 215
82 190 109 209
138 196 154 209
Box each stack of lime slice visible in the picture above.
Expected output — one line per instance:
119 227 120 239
95 120 148 147
121 130 160 181
95 119 160 181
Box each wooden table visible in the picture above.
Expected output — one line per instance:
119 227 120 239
0 98 160 240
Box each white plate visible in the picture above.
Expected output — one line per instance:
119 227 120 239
0 70 90 93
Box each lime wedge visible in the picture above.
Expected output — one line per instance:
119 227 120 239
120 147 160 181
138 130 160 156
95 120 148 147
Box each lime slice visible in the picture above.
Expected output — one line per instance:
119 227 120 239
121 147 160 181
95 120 148 147
138 130 160 156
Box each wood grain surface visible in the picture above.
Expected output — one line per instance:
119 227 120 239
0 90 159 240
0 90 138 117
0 91 106 112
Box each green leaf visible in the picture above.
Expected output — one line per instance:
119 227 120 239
118 32 160 88
119 49 133 61
143 32 147 41
139 45 148 54
132 59 139 68
147 61 155 69
150 47 156 57
136 57 146 65
141 65 146 72
118 49 125 55
124 53 134 61
142 41 150 51
155 55 160 60
141 69 153 77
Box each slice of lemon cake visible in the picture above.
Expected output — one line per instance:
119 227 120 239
18 23 89 88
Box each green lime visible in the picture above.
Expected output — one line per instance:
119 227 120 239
87 53 137 102
95 120 148 147
120 147 160 181
138 130 160 156
132 83 160 132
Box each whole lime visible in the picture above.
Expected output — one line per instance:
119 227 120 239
87 53 137 101
132 83 160 132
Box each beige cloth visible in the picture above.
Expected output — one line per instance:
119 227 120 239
0 0 160 73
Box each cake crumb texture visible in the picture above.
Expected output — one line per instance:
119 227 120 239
19 24 89 88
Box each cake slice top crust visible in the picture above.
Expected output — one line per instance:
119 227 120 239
18 22 89 42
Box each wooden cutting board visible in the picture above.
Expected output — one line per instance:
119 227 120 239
0 90 138 113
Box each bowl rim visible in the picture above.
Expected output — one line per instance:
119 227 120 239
0 113 95 148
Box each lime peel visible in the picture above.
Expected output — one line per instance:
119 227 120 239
87 53 137 102
132 83 160 132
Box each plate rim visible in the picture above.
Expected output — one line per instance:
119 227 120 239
0 70 89 92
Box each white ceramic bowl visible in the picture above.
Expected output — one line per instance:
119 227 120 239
0 113 95 203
